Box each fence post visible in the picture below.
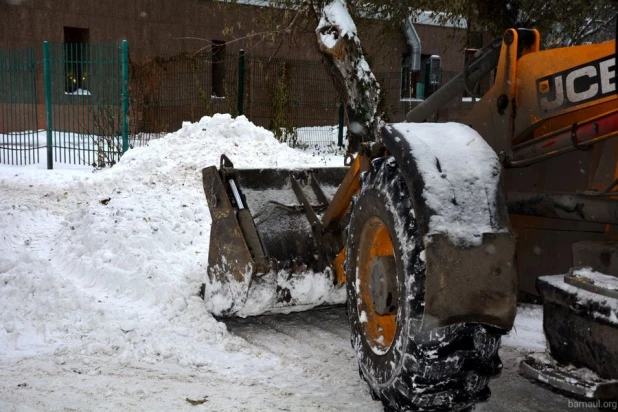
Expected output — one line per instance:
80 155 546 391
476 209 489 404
237 49 245 116
43 41 53 170
337 102 344 147
31 47 39 164
121 40 129 154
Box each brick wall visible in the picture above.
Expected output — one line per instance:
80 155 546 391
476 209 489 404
1 0 473 131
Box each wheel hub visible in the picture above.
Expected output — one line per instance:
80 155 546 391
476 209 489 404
357 216 398 352
369 256 398 316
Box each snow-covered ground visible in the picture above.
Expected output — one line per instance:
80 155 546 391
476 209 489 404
1 114 553 411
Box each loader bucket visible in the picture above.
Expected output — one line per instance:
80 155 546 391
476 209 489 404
202 156 347 315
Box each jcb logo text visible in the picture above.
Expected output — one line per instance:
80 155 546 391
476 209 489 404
538 55 615 113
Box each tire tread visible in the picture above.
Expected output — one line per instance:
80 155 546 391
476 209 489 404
347 157 504 412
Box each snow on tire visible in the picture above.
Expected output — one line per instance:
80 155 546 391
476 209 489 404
345 156 503 411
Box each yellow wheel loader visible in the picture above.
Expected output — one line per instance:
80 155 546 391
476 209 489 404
202 28 617 410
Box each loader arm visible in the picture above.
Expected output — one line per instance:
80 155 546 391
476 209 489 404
320 155 370 231
319 154 370 284
460 30 617 168
407 28 617 170
507 39 618 167
458 30 618 295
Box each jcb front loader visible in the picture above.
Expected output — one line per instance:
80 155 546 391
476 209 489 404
202 28 617 410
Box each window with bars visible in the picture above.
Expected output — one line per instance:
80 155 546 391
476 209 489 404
63 27 90 94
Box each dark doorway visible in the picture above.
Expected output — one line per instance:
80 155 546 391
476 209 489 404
211 40 226 98
64 27 90 93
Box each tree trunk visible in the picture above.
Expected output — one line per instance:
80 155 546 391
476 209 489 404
312 0 383 152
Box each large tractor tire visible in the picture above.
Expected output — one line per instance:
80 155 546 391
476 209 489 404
346 157 503 411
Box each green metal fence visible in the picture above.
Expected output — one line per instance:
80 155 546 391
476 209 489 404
128 51 346 148
43 41 129 169
1 42 465 168
245 56 342 147
0 47 40 165
129 50 239 141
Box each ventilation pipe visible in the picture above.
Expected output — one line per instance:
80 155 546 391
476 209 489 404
404 16 421 72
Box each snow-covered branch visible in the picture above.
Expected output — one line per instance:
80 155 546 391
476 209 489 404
576 11 618 43
314 0 383 150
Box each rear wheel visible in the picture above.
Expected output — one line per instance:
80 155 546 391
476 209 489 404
346 157 503 411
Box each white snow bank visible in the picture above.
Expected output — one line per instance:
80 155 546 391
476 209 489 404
502 304 546 351
389 122 507 247
0 114 343 369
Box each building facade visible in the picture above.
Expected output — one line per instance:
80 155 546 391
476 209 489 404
0 0 477 134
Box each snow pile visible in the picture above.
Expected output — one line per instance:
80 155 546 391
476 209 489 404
390 122 507 246
502 304 546 351
0 114 343 368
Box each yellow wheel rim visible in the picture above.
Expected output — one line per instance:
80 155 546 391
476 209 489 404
357 216 397 352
